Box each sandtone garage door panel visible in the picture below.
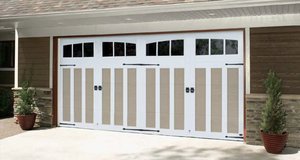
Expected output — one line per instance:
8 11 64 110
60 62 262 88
160 69 170 129
114 69 124 126
174 68 185 130
211 68 222 132
127 69 137 127
102 69 111 125
195 68 206 131
58 30 244 141
85 69 94 123
63 69 71 122
227 68 239 134
146 69 156 128
74 69 82 123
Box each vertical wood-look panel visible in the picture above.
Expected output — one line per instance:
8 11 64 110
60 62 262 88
74 69 82 123
250 26 300 94
146 69 156 128
160 68 170 129
227 68 239 133
211 68 222 132
19 37 50 87
174 68 184 130
195 68 206 131
85 69 94 123
115 69 123 125
63 68 70 121
102 69 111 125
127 69 137 127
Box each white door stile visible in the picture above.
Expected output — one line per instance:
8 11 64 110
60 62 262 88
186 37 195 133
81 68 86 125
238 66 244 135
94 67 101 127
110 67 115 126
169 68 175 130
222 67 228 136
123 68 128 127
155 67 160 130
58 66 63 124
70 68 75 123
139 68 147 129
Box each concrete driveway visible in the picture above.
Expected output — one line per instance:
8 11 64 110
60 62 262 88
0 127 299 160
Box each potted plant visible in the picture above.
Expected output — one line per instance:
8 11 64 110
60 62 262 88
15 81 37 130
260 71 288 154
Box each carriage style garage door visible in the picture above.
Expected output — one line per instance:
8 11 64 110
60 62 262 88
58 30 244 140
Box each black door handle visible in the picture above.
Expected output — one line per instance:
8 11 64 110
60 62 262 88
94 85 98 91
186 87 190 93
190 87 194 93
98 86 102 91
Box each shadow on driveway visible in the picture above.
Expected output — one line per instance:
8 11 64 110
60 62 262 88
119 145 299 160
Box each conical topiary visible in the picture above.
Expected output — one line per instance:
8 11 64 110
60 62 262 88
260 71 287 134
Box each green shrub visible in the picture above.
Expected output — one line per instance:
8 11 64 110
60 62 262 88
260 71 287 134
0 87 13 118
15 81 36 115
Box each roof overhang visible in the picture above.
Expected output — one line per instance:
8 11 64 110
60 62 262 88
0 0 299 32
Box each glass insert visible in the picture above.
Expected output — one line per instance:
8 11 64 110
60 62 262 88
196 39 209 55
146 42 156 56
63 44 72 57
211 39 223 55
171 40 184 56
73 43 83 57
158 41 170 56
0 41 14 68
84 43 94 57
226 40 238 55
126 43 136 56
114 42 125 56
103 42 113 57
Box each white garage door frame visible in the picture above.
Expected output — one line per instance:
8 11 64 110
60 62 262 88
57 30 244 141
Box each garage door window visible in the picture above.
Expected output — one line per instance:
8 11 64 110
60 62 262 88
158 41 170 56
84 43 94 57
196 39 209 55
115 42 125 57
171 40 184 56
146 42 157 56
73 43 83 57
103 42 113 57
126 43 136 56
63 43 94 58
226 40 238 55
211 39 224 55
63 45 72 57
147 40 184 56
103 42 136 57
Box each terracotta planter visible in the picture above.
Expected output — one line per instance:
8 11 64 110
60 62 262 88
16 113 37 130
261 131 288 154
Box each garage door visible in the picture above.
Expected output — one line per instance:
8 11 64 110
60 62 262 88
58 31 244 140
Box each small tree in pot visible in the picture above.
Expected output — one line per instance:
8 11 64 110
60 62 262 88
261 71 288 154
15 81 37 130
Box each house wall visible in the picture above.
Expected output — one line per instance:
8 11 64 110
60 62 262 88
246 26 300 148
18 37 50 88
250 26 300 94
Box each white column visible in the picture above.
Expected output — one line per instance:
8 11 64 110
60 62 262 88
245 27 250 94
14 28 19 89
